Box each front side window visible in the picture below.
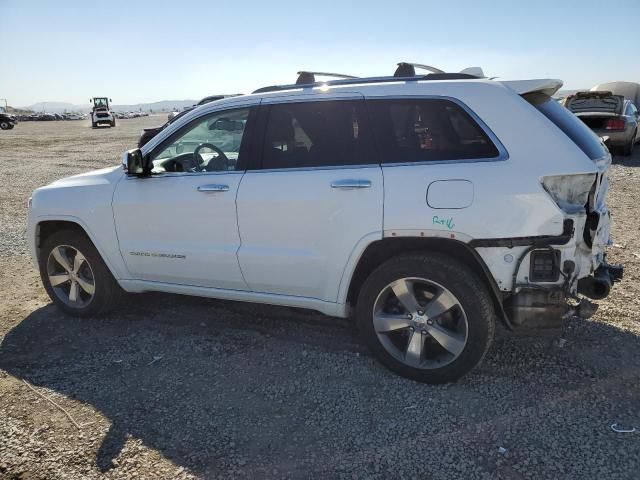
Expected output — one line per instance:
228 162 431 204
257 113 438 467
151 108 249 173
368 99 500 163
262 100 373 169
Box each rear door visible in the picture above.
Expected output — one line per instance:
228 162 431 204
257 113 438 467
236 97 383 302
366 97 507 238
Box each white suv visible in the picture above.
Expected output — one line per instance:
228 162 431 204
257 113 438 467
27 66 623 383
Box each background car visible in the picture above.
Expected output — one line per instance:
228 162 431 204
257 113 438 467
563 90 640 155
0 107 18 130
592 81 640 108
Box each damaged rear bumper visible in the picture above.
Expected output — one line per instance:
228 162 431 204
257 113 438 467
577 262 623 300
473 209 622 329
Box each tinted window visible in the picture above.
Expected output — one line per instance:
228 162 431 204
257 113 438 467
368 99 500 163
524 93 608 161
262 101 373 169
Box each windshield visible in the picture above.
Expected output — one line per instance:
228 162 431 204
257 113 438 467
93 98 108 108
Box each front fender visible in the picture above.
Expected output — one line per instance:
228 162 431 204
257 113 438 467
27 167 129 279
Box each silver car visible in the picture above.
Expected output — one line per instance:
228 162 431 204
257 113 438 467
563 90 640 156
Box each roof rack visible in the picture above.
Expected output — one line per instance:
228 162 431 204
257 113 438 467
296 71 357 85
394 62 444 77
252 62 483 94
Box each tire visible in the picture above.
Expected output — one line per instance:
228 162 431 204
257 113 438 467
622 132 636 156
39 229 123 317
8 124 14 129
0 121 10 130
356 253 495 383
111 120 116 127
91 122 97 128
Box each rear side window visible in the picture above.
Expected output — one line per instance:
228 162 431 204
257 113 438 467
368 99 500 163
524 93 608 161
262 100 373 169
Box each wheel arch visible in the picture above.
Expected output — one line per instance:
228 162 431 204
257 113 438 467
344 237 511 328
35 219 122 280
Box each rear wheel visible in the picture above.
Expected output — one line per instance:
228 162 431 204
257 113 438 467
39 230 122 317
622 131 636 156
356 253 495 383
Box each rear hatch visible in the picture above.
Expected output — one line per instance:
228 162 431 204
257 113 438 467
504 79 611 272
565 91 624 129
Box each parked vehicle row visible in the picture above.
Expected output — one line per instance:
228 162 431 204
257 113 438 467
114 111 150 119
27 63 623 383
15 113 87 121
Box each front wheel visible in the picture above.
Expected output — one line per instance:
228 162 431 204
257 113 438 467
39 229 122 317
0 121 10 130
356 253 495 383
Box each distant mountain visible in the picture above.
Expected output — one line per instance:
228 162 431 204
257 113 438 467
24 101 79 113
113 100 199 113
20 99 209 114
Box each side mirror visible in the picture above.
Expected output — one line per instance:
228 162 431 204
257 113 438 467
122 148 151 176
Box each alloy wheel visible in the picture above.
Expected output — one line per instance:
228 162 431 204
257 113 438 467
46 245 96 308
372 277 468 369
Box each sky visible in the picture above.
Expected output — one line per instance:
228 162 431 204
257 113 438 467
1 0 639 107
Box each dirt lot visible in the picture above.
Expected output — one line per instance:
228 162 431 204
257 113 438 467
0 118 639 479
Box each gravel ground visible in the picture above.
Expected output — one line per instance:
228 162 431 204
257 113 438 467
0 119 639 479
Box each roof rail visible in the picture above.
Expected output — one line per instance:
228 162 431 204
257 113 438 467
296 71 357 85
394 62 445 77
253 73 480 94
252 63 484 94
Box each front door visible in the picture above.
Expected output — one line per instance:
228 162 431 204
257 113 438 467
112 106 254 289
236 98 383 302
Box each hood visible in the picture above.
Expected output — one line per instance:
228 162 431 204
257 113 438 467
43 165 123 190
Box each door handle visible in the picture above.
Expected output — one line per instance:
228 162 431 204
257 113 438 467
330 179 372 189
197 184 229 192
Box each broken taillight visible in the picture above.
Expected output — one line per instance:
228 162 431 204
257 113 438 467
605 118 625 130
541 173 597 214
